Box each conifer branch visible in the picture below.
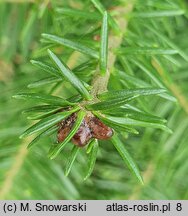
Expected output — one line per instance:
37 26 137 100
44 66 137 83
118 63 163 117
0 50 81 199
91 3 133 97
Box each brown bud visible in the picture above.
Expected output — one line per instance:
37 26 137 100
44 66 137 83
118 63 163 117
57 112 113 147
89 117 113 140
72 120 92 147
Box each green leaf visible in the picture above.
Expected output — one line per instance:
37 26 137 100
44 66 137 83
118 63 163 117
65 145 80 176
27 76 62 88
118 70 177 102
94 112 139 134
13 93 74 106
20 107 79 138
49 110 86 159
111 135 143 184
48 49 92 100
145 25 188 62
100 11 108 74
22 105 60 114
125 112 167 124
27 126 58 149
91 0 119 32
88 88 166 111
27 107 62 120
86 95 139 111
159 93 177 102
132 10 184 18
130 59 165 88
104 115 172 133
91 0 105 15
42 34 99 59
84 139 98 180
56 8 101 20
72 60 96 73
118 47 178 55
20 8 37 57
98 88 167 100
104 107 167 124
118 70 149 87
30 60 61 78
86 139 96 154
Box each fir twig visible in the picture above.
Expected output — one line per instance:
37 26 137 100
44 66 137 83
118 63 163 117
91 3 134 97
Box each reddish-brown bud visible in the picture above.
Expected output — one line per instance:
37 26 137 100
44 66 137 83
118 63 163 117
57 112 113 147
